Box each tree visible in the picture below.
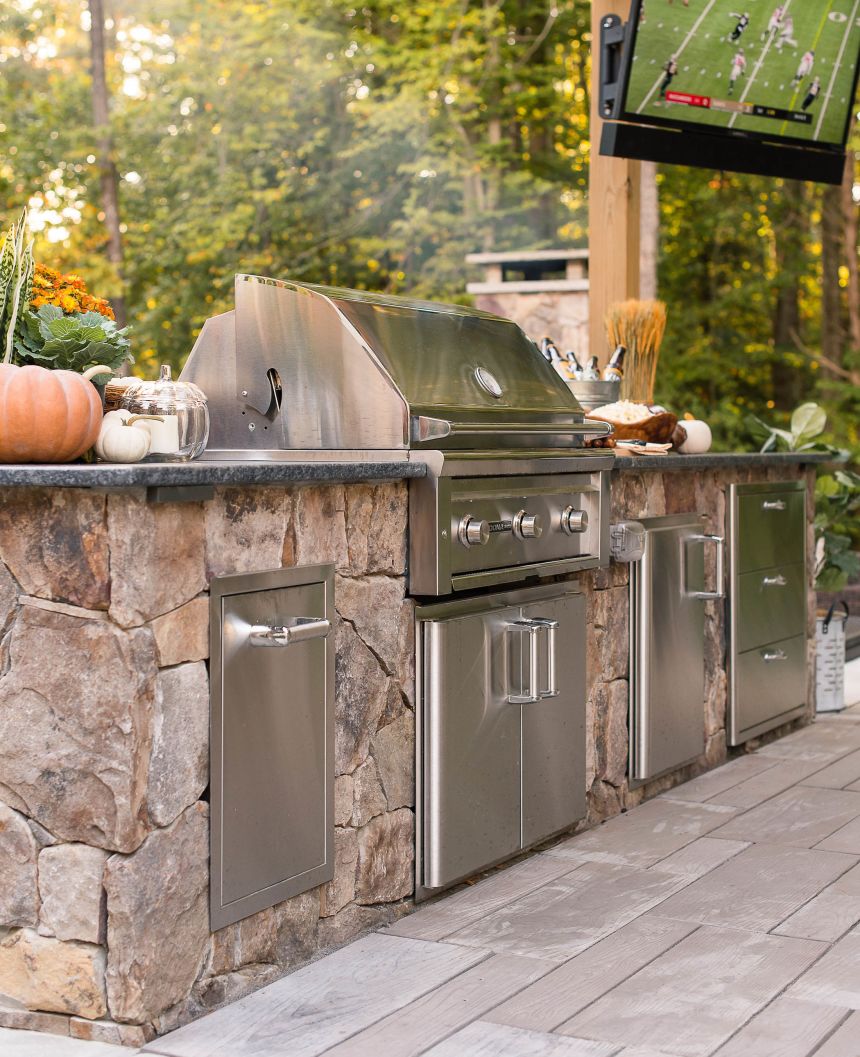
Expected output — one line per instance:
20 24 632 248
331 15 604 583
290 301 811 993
88 0 126 327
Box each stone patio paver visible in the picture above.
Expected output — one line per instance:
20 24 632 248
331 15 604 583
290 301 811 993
13 695 860 1057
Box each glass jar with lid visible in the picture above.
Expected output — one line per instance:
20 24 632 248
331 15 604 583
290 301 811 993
120 365 209 461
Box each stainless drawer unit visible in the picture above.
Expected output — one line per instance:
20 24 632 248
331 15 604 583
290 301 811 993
210 565 335 930
630 515 724 784
728 481 808 745
416 581 586 898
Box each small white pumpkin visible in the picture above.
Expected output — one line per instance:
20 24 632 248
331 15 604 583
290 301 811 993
95 410 132 461
98 419 152 463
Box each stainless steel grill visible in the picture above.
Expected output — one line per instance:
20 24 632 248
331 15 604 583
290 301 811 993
181 274 614 595
182 274 615 898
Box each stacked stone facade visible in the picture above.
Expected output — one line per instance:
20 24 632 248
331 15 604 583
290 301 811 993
0 464 815 1044
0 482 414 1045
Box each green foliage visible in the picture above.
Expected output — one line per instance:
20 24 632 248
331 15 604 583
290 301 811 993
0 0 591 375
748 401 828 452
0 210 34 365
13 303 132 373
815 470 860 590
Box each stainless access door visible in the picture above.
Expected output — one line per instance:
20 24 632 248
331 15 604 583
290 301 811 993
211 565 334 930
630 515 723 783
417 581 586 896
420 604 522 891
520 593 586 846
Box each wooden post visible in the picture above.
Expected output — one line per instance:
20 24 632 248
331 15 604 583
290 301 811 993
589 0 641 365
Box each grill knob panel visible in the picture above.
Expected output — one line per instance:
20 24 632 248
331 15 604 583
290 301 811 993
458 515 490 547
561 506 589 535
513 511 543 540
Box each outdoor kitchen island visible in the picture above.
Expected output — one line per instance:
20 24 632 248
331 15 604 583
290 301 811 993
0 450 825 1046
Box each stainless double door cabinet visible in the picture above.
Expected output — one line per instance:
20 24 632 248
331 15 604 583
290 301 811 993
416 581 585 896
630 514 724 784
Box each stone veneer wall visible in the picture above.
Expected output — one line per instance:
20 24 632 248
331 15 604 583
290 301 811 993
0 464 816 1045
0 482 414 1046
581 463 817 823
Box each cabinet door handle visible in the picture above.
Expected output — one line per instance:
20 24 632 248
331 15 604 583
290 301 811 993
507 620 541 703
507 617 560 702
686 534 725 600
762 499 786 511
530 618 561 699
762 648 788 662
762 574 787 587
248 617 331 647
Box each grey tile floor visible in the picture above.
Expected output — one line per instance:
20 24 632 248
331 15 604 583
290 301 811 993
9 664 860 1057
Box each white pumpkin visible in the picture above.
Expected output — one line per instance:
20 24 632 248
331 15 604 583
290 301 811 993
96 416 152 463
676 419 712 455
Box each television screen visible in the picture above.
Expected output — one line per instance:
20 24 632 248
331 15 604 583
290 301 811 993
619 0 860 151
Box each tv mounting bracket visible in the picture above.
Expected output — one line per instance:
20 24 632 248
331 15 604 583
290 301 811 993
599 13 628 119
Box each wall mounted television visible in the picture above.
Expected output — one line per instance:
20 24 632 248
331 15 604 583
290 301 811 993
600 0 860 183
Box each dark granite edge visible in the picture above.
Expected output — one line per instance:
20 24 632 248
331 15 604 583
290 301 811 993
613 452 833 472
0 460 425 489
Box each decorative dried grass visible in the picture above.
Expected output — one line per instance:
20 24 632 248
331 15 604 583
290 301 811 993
605 300 667 403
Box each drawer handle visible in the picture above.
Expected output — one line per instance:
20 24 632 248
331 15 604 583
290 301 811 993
248 617 331 647
762 574 787 587
762 499 786 511
507 617 560 703
762 648 788 663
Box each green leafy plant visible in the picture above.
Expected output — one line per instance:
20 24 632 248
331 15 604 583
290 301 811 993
0 210 34 365
748 402 828 452
13 303 132 373
814 469 860 590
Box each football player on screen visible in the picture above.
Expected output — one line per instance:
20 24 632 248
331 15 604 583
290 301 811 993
761 5 784 42
728 48 746 94
728 13 750 42
792 49 815 86
776 15 797 51
801 75 821 110
660 55 679 97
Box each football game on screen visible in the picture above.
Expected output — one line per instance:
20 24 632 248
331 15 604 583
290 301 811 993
622 0 860 146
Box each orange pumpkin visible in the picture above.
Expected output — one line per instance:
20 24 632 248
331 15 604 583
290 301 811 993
0 364 104 463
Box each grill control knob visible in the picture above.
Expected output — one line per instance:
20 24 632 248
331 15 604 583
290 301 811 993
561 506 589 535
458 515 490 547
513 511 543 540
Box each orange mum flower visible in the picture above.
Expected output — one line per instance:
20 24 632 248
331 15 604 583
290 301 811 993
30 263 116 320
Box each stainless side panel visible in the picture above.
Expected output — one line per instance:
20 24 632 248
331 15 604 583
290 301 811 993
520 593 586 846
734 635 807 739
421 609 522 890
630 515 707 783
737 484 805 573
736 563 806 652
210 566 334 929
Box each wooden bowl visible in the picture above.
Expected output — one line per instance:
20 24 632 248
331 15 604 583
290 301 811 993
585 408 678 443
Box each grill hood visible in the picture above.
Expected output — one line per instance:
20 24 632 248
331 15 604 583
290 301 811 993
180 274 598 454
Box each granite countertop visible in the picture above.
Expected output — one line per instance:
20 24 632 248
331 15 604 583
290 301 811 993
0 458 426 489
612 451 833 471
0 449 833 488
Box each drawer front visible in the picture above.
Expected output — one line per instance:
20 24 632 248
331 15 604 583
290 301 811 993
735 634 806 738
737 489 804 573
737 562 806 652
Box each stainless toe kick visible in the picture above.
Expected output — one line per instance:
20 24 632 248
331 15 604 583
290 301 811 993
210 565 335 930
